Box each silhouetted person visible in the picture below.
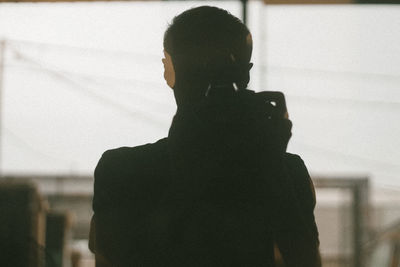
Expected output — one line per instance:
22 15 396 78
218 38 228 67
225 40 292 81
89 6 321 267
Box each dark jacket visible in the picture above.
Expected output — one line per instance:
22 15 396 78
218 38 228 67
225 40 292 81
91 90 320 267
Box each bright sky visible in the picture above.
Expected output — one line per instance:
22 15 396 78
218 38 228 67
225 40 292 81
0 1 399 189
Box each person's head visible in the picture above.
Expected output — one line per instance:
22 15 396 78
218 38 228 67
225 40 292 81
162 6 253 106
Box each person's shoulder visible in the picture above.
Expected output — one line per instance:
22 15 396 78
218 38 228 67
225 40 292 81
283 152 310 182
284 152 306 167
284 152 316 208
95 138 168 178
103 137 168 156
99 138 168 164
93 138 169 211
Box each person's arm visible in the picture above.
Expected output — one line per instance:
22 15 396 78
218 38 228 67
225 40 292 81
90 150 126 266
88 215 113 267
274 155 321 267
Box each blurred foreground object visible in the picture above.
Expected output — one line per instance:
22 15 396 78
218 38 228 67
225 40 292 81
0 181 47 267
45 211 72 267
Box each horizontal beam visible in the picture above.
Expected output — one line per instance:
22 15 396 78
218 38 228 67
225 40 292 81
263 0 400 3
265 0 350 3
0 0 156 2
1 0 399 3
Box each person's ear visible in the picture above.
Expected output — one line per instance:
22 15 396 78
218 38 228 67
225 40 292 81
248 63 253 71
163 50 176 89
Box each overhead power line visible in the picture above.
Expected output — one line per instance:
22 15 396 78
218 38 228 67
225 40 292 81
6 41 165 90
6 40 400 82
265 64 400 83
285 94 400 110
6 62 174 112
5 42 400 116
7 51 400 109
4 127 71 165
7 38 160 62
11 49 168 130
296 141 400 172
6 62 400 111
5 62 165 93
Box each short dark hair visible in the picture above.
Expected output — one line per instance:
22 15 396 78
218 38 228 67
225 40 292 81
164 6 252 91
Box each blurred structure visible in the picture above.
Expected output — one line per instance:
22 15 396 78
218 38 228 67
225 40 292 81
314 177 369 267
1 174 399 267
45 212 72 267
0 177 90 266
0 181 47 267
365 218 400 267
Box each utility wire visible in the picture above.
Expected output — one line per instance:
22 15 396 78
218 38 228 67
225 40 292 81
295 141 400 172
5 62 164 90
56 69 175 113
10 40 400 82
7 39 160 62
72 74 174 111
7 42 400 109
6 62 400 111
6 41 165 92
285 94 400 110
4 127 71 165
264 64 400 82
11 50 168 129
8 40 400 81
5 62 172 111
6 61 174 116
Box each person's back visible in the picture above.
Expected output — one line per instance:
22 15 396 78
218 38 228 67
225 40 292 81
90 6 321 266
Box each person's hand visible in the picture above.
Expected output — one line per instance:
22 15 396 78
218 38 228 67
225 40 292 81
277 117 292 153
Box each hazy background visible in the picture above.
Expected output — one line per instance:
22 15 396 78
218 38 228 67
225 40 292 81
0 1 399 189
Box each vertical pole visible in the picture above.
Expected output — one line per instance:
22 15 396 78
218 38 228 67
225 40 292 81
0 40 5 177
241 0 248 25
352 179 368 267
353 186 361 267
259 2 267 91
